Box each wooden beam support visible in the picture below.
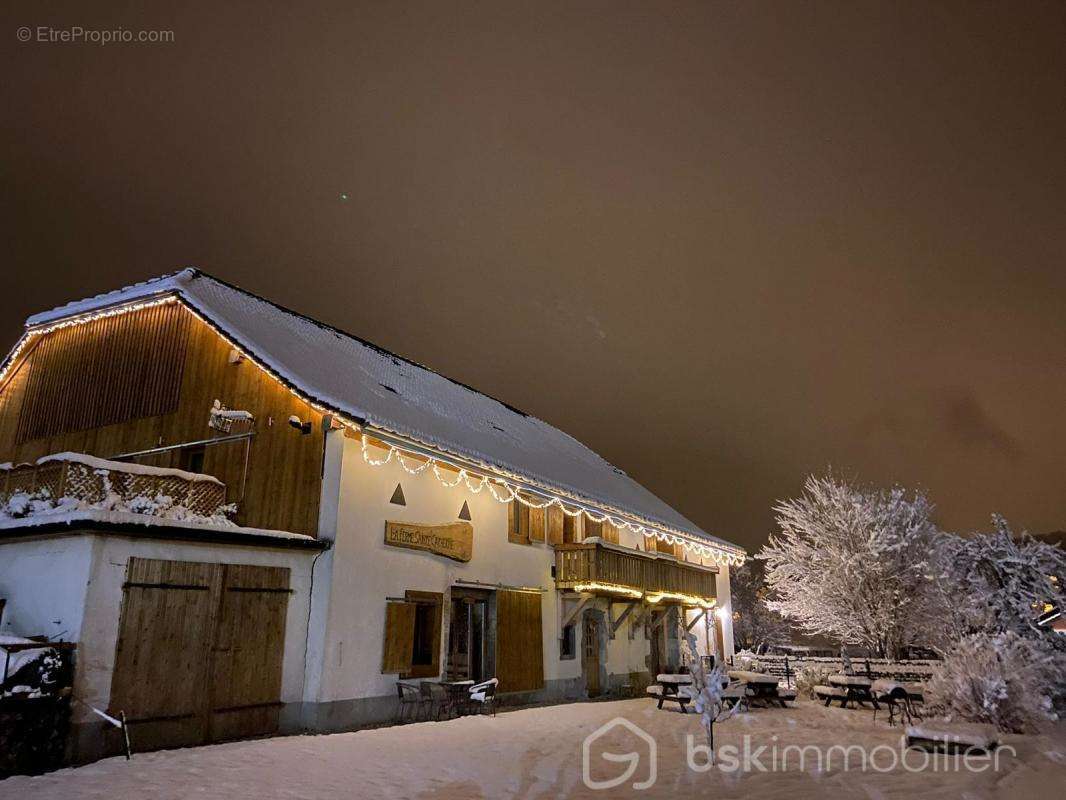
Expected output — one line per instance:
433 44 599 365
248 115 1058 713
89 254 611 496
685 608 708 632
608 601 637 638
649 607 670 632
627 603 648 639
561 595 592 630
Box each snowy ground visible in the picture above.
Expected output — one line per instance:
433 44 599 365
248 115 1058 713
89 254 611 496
6 699 1066 799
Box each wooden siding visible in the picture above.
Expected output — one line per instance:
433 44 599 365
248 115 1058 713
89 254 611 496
15 303 190 443
109 558 290 750
0 303 325 536
495 590 544 693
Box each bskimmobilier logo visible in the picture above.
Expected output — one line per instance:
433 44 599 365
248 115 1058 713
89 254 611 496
582 717 657 790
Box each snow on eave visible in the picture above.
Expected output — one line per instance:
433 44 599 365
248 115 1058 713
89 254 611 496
11 269 745 557
0 508 315 542
23 269 196 329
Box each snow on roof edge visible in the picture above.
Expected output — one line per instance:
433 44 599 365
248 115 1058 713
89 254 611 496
15 270 745 555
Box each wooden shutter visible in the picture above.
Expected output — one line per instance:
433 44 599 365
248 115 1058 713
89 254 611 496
508 499 530 544
382 601 416 673
405 590 443 678
529 506 545 542
602 521 619 544
563 513 583 543
547 506 564 545
495 590 544 693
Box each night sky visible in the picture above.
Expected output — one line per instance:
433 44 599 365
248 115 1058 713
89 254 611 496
3 2 1064 550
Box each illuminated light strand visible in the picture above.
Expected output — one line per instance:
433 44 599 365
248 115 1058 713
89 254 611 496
572 582 645 599
358 436 745 567
645 591 717 609
6 289 745 567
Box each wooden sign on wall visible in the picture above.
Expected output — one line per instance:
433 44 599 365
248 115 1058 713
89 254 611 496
384 520 473 562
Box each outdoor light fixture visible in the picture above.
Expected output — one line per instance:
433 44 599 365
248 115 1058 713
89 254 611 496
288 415 312 435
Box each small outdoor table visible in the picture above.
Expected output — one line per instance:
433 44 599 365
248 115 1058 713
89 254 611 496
727 670 786 707
648 673 694 712
827 674 879 709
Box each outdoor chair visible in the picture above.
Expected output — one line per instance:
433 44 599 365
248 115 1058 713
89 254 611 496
872 680 922 726
467 678 498 716
421 680 458 720
396 681 424 722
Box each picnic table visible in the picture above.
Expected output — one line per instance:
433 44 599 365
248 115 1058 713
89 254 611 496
646 673 695 712
727 670 792 707
818 674 880 709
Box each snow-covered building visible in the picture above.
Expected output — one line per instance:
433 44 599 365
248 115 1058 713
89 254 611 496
0 270 745 761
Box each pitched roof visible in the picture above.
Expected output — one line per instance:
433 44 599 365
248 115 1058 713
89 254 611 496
22 269 742 555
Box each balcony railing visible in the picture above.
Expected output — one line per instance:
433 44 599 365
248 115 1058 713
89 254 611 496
554 540 717 603
0 452 229 520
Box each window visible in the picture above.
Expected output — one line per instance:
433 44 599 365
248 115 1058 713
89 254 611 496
584 519 602 539
560 624 576 660
381 590 443 678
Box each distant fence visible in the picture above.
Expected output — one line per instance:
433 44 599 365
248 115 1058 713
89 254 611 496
738 653 940 684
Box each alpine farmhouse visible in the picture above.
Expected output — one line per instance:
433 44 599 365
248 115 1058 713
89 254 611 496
0 270 745 762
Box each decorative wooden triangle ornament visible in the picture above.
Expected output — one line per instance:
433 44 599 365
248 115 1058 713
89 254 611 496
458 500 472 521
390 483 406 506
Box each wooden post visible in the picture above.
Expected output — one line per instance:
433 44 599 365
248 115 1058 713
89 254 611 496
120 711 132 760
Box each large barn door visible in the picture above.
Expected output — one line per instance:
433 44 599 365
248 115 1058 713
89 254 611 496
208 564 290 741
109 558 290 751
495 590 544 693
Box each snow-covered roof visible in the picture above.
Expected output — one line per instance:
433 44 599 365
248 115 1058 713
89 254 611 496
21 269 742 554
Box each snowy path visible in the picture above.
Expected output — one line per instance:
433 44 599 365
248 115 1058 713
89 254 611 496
5 699 1065 799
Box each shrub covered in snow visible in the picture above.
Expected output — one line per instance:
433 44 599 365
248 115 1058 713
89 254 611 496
795 665 832 699
925 631 1066 733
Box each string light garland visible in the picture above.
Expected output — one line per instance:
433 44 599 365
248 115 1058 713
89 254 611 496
5 288 747 568
572 582 645 599
358 436 745 567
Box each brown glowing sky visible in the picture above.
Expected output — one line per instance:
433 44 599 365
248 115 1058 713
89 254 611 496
3 2 1064 550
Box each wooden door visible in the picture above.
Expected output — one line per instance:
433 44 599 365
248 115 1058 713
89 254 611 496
208 564 290 741
583 615 601 697
495 590 544 693
109 558 290 751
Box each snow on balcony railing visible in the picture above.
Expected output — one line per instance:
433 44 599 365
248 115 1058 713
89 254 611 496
0 452 233 524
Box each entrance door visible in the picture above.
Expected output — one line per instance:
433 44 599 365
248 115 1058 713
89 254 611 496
582 615 601 697
447 591 489 682
109 558 290 751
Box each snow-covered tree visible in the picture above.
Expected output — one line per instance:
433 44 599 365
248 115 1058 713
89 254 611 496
758 474 939 659
679 624 734 757
729 560 790 651
928 515 1066 649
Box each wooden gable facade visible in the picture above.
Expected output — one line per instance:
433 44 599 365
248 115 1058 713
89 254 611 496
0 301 325 537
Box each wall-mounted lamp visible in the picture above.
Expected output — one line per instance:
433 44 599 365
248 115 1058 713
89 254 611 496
288 415 312 435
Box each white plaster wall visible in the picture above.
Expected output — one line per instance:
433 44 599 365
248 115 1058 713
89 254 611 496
316 438 584 702
0 535 94 642
2 533 316 726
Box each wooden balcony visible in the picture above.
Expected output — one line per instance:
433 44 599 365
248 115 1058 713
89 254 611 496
0 452 229 519
554 540 717 604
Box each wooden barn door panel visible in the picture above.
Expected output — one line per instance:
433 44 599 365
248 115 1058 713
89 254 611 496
208 564 290 742
495 590 544 693
109 558 221 750
109 558 291 752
